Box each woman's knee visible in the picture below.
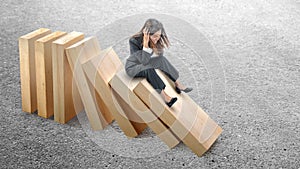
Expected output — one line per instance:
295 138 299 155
125 69 135 77
144 68 156 75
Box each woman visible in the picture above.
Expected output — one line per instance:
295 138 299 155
125 18 193 107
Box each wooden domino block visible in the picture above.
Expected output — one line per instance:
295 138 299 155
52 31 84 124
19 28 51 113
81 47 147 137
109 70 180 148
35 31 67 118
65 37 114 130
133 70 223 156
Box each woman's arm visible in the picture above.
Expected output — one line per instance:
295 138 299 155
129 38 153 65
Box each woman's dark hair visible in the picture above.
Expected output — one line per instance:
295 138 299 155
132 18 170 52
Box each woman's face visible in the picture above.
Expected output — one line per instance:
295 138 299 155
150 29 161 44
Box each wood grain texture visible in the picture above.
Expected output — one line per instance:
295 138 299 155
35 31 67 118
133 69 223 156
109 70 180 147
81 47 147 137
65 37 114 130
19 28 51 113
52 31 84 124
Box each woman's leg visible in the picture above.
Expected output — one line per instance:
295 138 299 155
149 56 191 92
149 56 179 82
134 68 173 102
134 68 166 94
160 89 172 103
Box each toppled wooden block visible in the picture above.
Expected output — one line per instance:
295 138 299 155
35 31 67 118
81 47 147 137
65 37 114 130
19 28 51 113
133 70 222 156
109 70 180 147
52 31 84 124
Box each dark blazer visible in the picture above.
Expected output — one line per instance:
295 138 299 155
125 36 155 77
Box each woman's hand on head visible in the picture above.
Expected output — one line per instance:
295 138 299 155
143 27 150 48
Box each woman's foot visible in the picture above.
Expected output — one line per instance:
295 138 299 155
161 90 177 107
166 97 177 107
174 81 193 94
175 86 193 94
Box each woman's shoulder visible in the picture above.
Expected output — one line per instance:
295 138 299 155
129 35 142 45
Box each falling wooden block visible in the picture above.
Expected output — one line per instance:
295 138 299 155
109 70 180 148
19 28 52 113
81 47 147 137
133 70 223 156
52 31 84 124
35 31 67 118
65 37 114 130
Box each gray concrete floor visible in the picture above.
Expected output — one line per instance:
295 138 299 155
1 0 299 168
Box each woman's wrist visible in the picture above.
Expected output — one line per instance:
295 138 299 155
143 43 149 48
143 46 153 54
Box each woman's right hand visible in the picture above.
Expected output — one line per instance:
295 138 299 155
143 27 150 48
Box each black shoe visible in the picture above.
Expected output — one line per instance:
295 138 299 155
175 86 193 94
165 97 177 107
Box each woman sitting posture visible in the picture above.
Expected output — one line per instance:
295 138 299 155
125 18 193 107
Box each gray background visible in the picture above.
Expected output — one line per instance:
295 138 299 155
1 0 299 168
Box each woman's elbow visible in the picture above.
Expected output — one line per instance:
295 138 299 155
141 59 150 66
142 57 151 65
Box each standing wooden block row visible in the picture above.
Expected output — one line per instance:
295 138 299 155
52 31 84 124
35 31 67 118
19 28 51 113
81 47 148 137
109 70 180 147
133 70 223 156
65 37 114 130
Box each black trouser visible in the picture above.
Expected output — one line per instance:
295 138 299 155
134 56 179 94
134 68 170 94
149 56 179 82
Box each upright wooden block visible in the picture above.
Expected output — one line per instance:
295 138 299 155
19 28 51 113
65 37 114 130
109 70 180 148
52 31 84 124
133 70 223 156
35 31 67 118
81 47 147 137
